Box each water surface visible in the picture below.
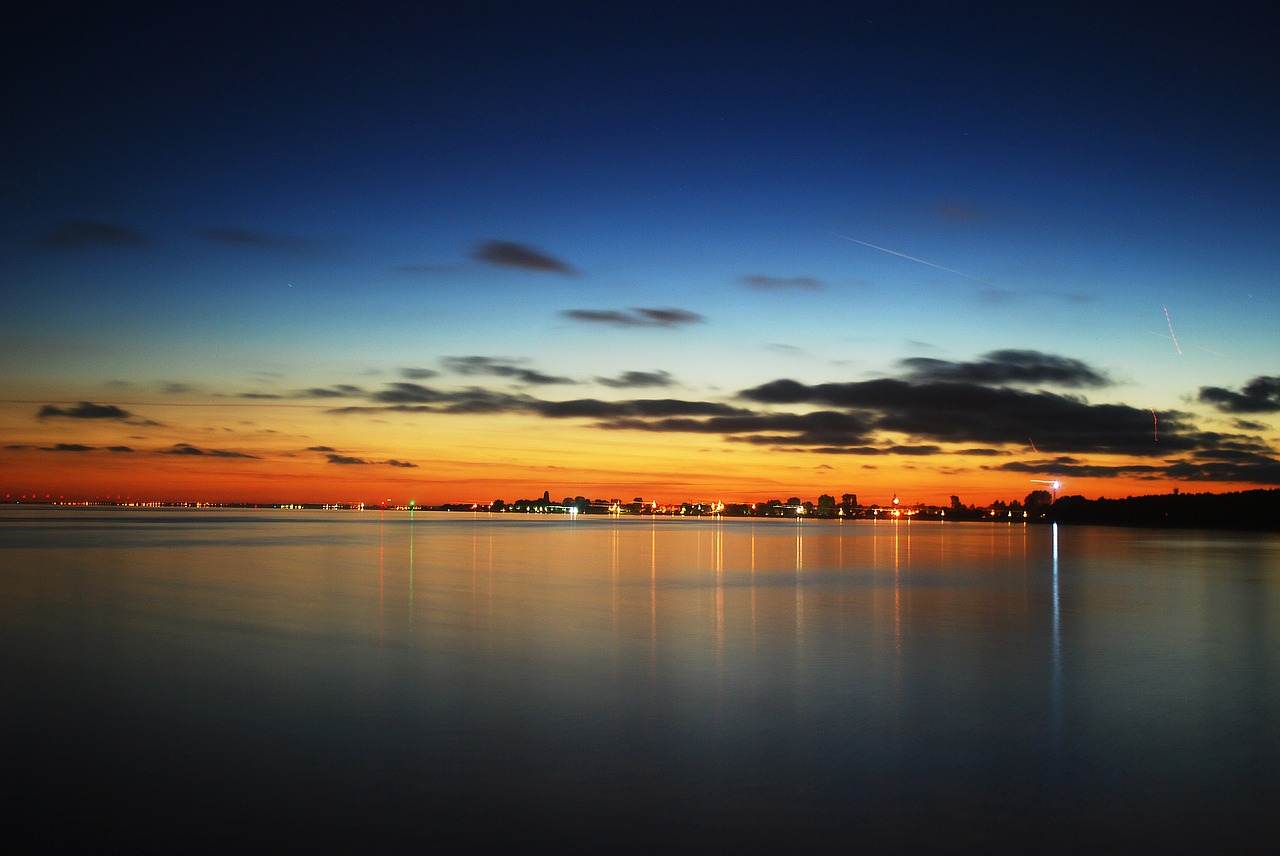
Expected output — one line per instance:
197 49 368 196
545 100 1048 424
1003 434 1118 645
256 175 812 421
3 508 1277 850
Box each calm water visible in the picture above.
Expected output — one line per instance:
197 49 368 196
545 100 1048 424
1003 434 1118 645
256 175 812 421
3 508 1277 851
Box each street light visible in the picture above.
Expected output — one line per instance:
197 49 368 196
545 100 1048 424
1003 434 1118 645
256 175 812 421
1031 479 1061 502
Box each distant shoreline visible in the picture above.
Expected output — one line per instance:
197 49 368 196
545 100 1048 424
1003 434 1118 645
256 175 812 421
4 487 1279 533
1046 488 1280 532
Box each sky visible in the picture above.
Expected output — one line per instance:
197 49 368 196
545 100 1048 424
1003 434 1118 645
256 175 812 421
3 0 1278 507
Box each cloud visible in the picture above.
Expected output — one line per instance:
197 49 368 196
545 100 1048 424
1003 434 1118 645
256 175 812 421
39 442 133 453
199 227 309 252
735 374 1272 461
303 350 1280 484
37 402 134 421
791 444 951 456
1198 376 1280 413
561 308 706 328
239 392 285 399
306 445 337 452
326 453 370 465
325 452 417 468
741 275 822 290
161 443 258 459
598 409 875 447
325 391 739 421
899 350 1112 388
443 356 574 385
1165 459 1280 483
371 382 448 404
976 285 1095 307
472 240 575 274
596 370 675 389
400 367 438 380
302 384 365 398
443 388 538 414
41 220 146 249
160 382 196 395
994 459 1167 479
533 398 750 420
994 450 1280 484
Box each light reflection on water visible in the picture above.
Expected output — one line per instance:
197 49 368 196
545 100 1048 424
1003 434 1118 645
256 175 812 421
2 508 1278 850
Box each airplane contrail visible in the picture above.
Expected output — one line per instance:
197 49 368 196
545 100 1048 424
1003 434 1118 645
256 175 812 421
1162 305 1183 355
837 234 992 284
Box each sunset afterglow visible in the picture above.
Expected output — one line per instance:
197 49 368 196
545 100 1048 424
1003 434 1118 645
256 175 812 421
4 3 1276 507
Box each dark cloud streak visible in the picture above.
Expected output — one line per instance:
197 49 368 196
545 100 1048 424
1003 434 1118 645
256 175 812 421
38 402 134 421
1199 376 1280 414
596 370 675 389
561 308 705 328
443 356 573 386
741 275 822 290
161 443 258 459
900 350 1112 388
473 240 575 274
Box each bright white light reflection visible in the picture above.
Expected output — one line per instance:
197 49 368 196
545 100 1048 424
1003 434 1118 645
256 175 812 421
1051 523 1063 754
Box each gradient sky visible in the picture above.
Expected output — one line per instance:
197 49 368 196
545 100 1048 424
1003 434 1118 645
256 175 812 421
3 1 1278 506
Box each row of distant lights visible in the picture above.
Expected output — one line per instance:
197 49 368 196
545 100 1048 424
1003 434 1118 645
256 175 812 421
8 485 1062 514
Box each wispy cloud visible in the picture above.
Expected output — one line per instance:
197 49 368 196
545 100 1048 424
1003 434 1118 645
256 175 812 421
41 220 147 249
323 451 417 468
473 240 575 274
599 409 875 447
741 275 822 291
305 349 1279 484
326 453 370 465
899 350 1112 388
1199 375 1280 414
596 370 675 389
370 382 447 404
38 402 133 421
737 376 1225 458
400 367 438 380
161 443 258 459
561 308 705 328
443 356 574 386
301 384 365 399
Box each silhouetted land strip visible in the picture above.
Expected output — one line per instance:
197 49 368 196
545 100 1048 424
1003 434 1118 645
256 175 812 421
1048 489 1280 532
7 489 1280 532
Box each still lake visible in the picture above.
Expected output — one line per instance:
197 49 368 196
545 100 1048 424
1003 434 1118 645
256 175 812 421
3 508 1277 851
